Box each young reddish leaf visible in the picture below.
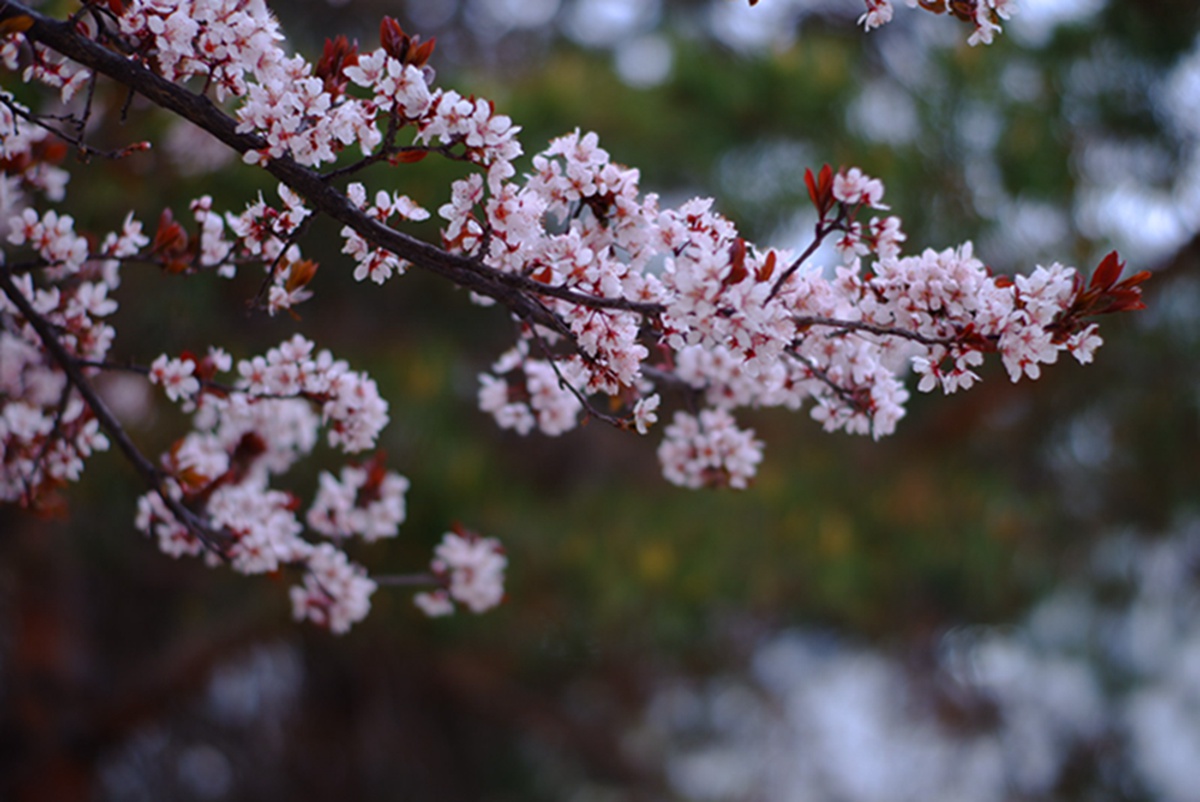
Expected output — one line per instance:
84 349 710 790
817 164 833 194
316 35 359 96
224 431 268 485
725 238 749 286
0 15 34 36
757 249 777 282
284 259 319 293
805 164 836 217
408 36 436 67
357 451 390 505
1090 250 1124 291
152 208 187 255
389 149 429 165
1118 270 1152 289
152 208 194 273
380 16 408 61
804 168 819 209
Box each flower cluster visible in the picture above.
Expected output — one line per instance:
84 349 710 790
0 95 69 217
447 137 1145 483
290 543 377 635
118 0 286 100
133 334 476 630
658 409 764 490
477 343 586 437
341 182 429 284
307 454 410 542
414 529 508 617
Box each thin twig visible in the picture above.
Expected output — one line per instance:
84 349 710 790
372 573 437 588
523 314 626 429
785 347 871 415
792 315 966 348
767 213 842 302
0 93 141 162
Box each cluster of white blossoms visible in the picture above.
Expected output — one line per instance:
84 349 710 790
290 543 377 635
341 182 430 284
2 0 1146 631
134 334 407 628
658 409 765 490
414 530 508 617
461 135 1126 474
477 343 586 436
118 0 287 101
307 458 410 542
0 97 69 219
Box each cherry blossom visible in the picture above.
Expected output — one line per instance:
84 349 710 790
290 543 377 634
419 529 508 615
149 354 201 403
307 457 410 542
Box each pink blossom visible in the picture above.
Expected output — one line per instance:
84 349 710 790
149 354 201 402
425 531 507 615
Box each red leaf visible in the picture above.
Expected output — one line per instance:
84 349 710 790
725 238 748 286
1090 250 1124 291
389 149 429 165
817 164 833 196
152 208 187 256
409 36 436 67
804 168 819 209
380 17 408 61
805 164 835 217
757 250 777 282
316 35 359 95
285 259 319 292
1115 269 1152 291
0 15 34 36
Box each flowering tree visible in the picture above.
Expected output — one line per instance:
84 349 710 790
0 0 1148 635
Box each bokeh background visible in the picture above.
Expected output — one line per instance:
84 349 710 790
3 0 1200 799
